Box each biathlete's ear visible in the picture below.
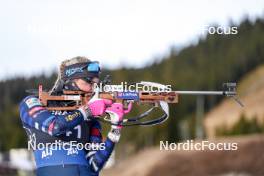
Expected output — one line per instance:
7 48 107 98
124 102 133 114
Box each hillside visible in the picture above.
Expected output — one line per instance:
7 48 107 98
101 65 264 176
204 64 264 138
102 134 264 176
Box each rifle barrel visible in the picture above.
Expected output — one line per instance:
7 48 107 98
174 91 236 96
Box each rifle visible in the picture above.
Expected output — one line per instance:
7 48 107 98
35 76 243 126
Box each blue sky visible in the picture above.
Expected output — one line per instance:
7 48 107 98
0 0 264 80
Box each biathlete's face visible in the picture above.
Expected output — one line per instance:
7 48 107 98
74 77 99 92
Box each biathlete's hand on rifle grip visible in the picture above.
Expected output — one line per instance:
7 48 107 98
106 102 133 129
79 98 113 119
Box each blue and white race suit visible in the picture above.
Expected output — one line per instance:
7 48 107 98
19 95 115 176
